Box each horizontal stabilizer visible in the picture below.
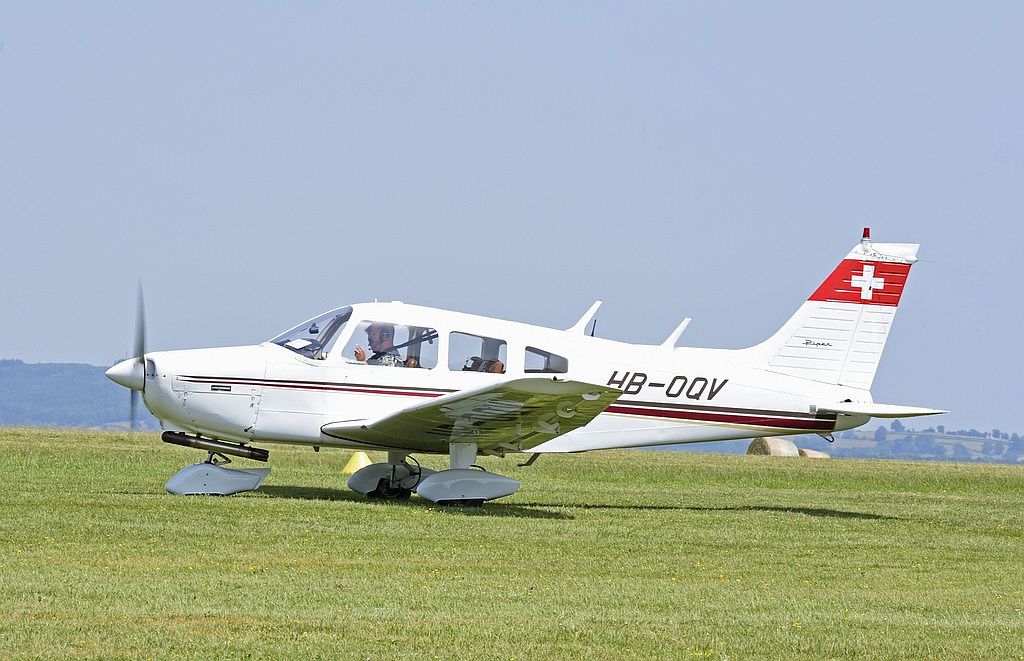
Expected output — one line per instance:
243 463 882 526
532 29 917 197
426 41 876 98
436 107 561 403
815 402 947 418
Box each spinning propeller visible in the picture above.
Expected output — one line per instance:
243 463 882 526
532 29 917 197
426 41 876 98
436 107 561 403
105 283 147 431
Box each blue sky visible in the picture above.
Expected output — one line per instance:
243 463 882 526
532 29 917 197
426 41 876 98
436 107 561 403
1 3 1021 432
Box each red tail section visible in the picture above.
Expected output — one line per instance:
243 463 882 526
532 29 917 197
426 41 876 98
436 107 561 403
809 259 912 307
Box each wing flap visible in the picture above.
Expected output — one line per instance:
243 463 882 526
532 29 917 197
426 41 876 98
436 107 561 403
322 378 621 453
816 402 947 418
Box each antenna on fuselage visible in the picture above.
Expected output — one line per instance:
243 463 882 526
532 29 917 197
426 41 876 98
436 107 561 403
660 317 692 350
568 300 602 334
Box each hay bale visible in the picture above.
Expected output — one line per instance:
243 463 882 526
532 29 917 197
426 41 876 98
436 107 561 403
798 448 831 459
746 437 800 457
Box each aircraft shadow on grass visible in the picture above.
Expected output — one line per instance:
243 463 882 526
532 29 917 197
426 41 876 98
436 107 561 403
255 485 572 520
517 501 692 513
517 502 896 521
685 505 896 521
118 487 888 521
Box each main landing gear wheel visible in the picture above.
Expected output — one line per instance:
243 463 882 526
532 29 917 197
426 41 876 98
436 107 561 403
412 442 520 505
367 478 412 501
348 444 521 505
348 451 433 500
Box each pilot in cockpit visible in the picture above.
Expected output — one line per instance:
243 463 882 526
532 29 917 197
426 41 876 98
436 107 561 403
353 323 405 367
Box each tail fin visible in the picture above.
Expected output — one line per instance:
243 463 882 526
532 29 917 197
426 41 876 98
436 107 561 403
747 229 918 390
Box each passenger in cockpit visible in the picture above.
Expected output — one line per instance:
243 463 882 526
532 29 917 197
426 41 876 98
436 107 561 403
354 323 405 367
463 356 505 373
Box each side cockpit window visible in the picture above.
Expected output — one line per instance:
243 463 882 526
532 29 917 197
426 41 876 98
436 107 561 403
342 321 439 368
449 332 507 373
525 346 568 373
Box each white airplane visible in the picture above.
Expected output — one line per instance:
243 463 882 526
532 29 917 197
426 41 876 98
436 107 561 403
106 229 944 504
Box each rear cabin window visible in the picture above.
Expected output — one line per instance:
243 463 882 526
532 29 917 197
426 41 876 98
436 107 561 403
525 347 568 373
341 321 439 368
449 332 507 373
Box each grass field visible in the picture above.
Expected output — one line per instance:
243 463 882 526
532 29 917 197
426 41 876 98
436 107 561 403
1 428 1022 659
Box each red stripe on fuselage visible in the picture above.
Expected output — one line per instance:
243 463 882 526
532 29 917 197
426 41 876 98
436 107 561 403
605 405 835 431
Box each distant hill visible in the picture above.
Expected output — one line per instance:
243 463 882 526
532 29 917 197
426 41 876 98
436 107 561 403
814 424 1024 464
2 359 1021 463
0 359 158 429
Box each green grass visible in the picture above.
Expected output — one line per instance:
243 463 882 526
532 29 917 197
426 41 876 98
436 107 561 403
1 428 1022 659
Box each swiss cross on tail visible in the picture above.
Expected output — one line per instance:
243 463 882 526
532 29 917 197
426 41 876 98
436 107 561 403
851 264 884 300
808 228 913 307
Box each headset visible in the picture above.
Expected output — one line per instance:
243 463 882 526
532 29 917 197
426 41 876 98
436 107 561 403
367 323 394 342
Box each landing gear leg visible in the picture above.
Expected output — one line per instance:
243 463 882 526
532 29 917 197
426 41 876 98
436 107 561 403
449 442 477 470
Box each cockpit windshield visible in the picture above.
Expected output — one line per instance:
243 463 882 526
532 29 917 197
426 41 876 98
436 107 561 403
269 306 352 359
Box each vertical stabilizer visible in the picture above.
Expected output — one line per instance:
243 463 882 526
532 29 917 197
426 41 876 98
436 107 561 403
747 229 919 390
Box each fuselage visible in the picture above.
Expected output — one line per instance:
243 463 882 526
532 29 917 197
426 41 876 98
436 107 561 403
135 301 871 454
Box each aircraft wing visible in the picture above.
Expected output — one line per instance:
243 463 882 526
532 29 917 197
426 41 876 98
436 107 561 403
815 402 947 418
321 378 621 454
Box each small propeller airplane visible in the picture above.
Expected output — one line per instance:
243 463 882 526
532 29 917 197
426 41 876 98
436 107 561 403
107 228 944 504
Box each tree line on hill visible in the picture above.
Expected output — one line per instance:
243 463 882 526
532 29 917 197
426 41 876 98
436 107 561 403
0 360 157 429
830 420 1024 464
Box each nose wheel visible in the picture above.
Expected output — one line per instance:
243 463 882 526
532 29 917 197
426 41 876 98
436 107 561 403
165 456 271 495
159 433 273 495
